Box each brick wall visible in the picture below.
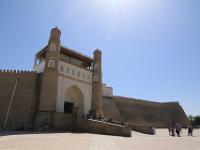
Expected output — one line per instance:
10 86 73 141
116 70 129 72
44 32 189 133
0 70 39 129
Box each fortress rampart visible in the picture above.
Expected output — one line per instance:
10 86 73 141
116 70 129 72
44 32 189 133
0 69 189 130
0 69 39 129
103 96 189 128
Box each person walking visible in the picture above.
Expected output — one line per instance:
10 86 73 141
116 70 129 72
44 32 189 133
188 124 193 136
171 126 175 136
168 125 172 136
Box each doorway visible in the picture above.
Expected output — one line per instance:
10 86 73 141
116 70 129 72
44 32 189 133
64 85 84 116
64 102 74 113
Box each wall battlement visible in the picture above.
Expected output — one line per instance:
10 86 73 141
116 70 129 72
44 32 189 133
163 101 180 105
0 69 36 75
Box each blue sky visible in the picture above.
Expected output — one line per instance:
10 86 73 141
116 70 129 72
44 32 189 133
0 0 199 115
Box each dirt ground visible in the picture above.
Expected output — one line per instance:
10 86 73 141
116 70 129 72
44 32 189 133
0 129 199 150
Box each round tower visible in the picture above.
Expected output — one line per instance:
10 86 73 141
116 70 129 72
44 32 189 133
35 27 61 128
91 49 103 118
49 27 61 43
39 27 61 111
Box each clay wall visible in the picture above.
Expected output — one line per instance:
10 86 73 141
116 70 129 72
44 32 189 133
0 70 39 129
103 96 122 121
103 96 189 128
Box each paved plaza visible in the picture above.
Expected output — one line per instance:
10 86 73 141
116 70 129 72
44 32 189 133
0 129 199 150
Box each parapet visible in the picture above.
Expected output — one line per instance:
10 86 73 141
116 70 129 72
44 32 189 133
0 69 37 75
163 101 180 105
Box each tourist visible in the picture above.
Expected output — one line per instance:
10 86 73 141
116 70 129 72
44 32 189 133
108 118 113 123
44 122 49 131
152 127 156 135
121 121 124 125
171 126 175 136
168 125 172 135
175 123 181 137
188 124 193 136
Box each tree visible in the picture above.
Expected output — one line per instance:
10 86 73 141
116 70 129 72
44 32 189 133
194 116 200 126
188 115 200 127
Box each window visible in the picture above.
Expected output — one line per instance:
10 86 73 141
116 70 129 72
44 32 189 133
60 53 70 62
66 67 70 73
82 73 85 79
77 71 80 77
71 57 83 67
87 74 90 80
72 69 75 76
60 65 64 72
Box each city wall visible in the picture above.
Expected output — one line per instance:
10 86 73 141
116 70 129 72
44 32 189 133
103 96 190 128
0 70 39 129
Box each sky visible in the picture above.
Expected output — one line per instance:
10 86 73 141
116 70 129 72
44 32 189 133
0 0 199 116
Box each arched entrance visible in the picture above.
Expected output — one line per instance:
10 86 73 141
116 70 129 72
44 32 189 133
64 85 84 117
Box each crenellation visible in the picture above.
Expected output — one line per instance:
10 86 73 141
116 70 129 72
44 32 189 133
0 69 37 75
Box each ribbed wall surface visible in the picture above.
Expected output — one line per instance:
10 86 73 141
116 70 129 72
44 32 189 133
103 97 122 121
103 96 189 128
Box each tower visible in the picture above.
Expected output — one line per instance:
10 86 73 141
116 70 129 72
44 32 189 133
35 27 61 127
91 49 103 117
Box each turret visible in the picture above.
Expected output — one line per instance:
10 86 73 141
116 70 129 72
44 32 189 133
91 49 103 117
49 27 61 43
38 27 61 112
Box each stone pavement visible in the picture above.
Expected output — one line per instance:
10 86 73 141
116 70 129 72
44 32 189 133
0 129 199 150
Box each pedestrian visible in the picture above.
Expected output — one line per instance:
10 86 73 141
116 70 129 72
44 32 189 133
171 126 175 136
188 124 193 136
152 127 156 135
175 123 182 137
168 125 171 135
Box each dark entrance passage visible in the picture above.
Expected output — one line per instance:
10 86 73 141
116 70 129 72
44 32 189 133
64 102 74 113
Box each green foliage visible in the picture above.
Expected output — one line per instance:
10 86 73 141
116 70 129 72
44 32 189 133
188 115 200 126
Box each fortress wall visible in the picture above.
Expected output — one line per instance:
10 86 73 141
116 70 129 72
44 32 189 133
163 102 190 126
103 96 122 121
113 96 169 127
0 70 39 129
103 96 189 128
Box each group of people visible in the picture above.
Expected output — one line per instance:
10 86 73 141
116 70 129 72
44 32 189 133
168 123 182 137
83 114 112 122
82 114 129 126
168 123 194 137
